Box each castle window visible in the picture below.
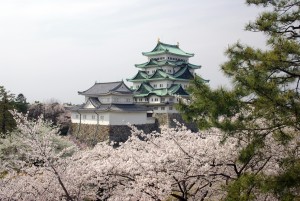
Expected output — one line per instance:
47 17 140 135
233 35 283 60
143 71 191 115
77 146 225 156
161 106 165 110
161 98 165 102
169 98 174 102
159 84 163 87
139 98 143 102
153 84 157 88
154 98 158 101
169 106 173 110
126 98 131 102
153 107 158 110
145 98 148 101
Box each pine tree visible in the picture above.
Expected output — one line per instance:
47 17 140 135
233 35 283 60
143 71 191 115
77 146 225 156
178 0 300 200
14 93 28 114
0 86 16 136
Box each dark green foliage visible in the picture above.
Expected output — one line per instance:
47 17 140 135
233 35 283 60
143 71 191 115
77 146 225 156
178 0 300 199
14 93 28 114
0 86 16 136
264 159 300 200
225 173 263 201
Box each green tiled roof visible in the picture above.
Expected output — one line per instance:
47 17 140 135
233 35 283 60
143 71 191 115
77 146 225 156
149 69 172 80
176 61 201 69
135 59 200 69
134 83 189 97
135 59 159 68
142 41 194 57
127 71 149 81
174 67 194 80
128 68 198 82
168 84 189 96
135 82 153 94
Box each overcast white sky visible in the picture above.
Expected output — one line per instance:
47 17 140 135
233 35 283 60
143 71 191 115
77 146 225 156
0 0 267 104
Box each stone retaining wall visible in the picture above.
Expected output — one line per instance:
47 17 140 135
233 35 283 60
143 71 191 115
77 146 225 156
69 113 196 145
153 113 198 132
69 121 159 145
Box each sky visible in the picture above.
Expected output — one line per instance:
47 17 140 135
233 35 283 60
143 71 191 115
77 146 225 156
0 0 267 104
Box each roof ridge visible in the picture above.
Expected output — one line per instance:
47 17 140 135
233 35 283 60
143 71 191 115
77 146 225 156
95 81 123 85
158 41 179 48
108 81 123 92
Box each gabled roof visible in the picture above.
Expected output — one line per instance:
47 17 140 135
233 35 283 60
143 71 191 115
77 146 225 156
78 81 132 96
142 41 194 57
168 84 189 96
127 71 149 82
129 68 198 82
134 83 189 97
173 67 195 80
88 97 101 108
135 59 200 69
135 59 159 68
149 69 173 80
175 61 201 69
135 82 153 95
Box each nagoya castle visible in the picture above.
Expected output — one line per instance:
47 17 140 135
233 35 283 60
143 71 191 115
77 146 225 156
128 39 204 113
70 40 207 144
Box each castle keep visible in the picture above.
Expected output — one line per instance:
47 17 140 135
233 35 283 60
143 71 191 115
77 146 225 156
71 40 207 144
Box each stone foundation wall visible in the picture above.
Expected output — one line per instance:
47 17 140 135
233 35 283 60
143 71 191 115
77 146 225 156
69 123 110 146
153 113 198 132
69 122 159 145
69 113 196 145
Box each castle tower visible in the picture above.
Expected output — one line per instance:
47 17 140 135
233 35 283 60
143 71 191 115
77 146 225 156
127 41 208 113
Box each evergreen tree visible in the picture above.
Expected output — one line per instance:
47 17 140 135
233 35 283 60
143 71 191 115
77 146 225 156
0 86 16 136
178 0 300 200
14 93 28 114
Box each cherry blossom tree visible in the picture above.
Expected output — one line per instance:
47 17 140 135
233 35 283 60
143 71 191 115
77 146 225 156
28 101 71 135
1 112 296 200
